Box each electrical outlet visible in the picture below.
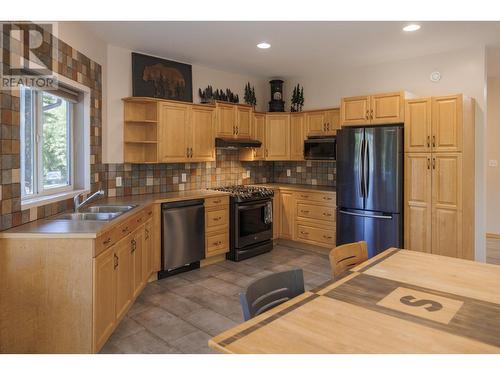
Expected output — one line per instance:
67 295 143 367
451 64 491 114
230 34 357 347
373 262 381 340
181 173 187 182
489 160 498 167
287 169 291 177
246 170 251 178
116 176 122 187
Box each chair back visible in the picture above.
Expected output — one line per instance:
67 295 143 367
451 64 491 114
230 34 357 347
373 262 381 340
329 241 368 278
239 269 305 321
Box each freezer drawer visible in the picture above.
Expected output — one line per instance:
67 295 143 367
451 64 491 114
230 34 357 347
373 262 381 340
336 208 402 258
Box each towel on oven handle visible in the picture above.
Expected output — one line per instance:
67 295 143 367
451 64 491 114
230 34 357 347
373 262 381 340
264 201 273 224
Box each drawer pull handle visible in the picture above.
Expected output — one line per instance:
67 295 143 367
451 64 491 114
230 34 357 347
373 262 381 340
323 235 332 240
300 195 309 198
323 197 332 201
212 199 221 204
323 213 332 217
213 216 222 221
102 237 111 245
121 226 129 233
301 210 310 214
137 217 143 223
212 240 222 246
300 231 309 235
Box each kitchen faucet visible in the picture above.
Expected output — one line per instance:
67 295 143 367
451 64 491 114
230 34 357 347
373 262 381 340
74 190 105 212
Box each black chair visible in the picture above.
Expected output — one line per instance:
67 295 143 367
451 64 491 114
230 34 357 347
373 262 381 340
239 268 305 321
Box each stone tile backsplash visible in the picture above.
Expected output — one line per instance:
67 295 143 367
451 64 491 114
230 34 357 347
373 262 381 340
273 160 336 186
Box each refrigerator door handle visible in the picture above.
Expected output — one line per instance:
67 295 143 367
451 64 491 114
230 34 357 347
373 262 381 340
359 138 365 198
339 210 393 220
363 138 369 199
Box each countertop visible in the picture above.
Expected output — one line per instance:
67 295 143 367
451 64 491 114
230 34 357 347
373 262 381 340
0 184 335 239
0 190 229 239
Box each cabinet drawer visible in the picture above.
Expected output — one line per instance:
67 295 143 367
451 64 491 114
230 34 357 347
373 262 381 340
96 227 120 255
294 191 335 205
206 208 228 229
206 231 229 256
296 202 335 223
296 223 336 247
205 195 229 208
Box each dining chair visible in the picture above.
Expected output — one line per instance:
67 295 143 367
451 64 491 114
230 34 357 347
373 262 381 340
239 268 305 321
329 241 368 278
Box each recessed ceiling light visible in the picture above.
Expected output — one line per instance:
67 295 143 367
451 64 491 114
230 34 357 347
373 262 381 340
403 24 421 32
257 42 271 49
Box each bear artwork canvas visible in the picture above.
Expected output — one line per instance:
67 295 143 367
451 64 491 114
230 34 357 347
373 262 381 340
132 52 193 102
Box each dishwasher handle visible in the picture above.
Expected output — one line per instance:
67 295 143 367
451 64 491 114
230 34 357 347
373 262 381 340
162 199 205 210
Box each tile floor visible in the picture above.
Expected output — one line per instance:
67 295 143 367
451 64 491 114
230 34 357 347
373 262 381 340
100 244 332 354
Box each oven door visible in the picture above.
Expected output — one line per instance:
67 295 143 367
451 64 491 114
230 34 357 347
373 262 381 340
235 200 273 249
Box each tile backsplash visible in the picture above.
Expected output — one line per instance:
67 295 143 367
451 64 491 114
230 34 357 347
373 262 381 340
273 160 336 186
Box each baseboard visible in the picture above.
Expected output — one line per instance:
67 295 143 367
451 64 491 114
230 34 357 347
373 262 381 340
201 253 226 267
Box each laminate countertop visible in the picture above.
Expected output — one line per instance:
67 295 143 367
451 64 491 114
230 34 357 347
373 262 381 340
0 184 335 239
0 190 229 239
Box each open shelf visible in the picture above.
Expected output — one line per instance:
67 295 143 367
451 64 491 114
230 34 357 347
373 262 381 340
124 100 158 122
124 142 158 164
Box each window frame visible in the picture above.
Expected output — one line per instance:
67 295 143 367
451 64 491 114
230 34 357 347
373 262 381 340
21 87 75 199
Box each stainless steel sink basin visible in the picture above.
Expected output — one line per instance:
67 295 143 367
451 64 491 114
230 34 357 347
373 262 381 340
81 205 137 214
51 212 122 221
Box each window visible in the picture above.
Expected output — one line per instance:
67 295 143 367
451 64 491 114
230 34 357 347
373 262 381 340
21 87 75 198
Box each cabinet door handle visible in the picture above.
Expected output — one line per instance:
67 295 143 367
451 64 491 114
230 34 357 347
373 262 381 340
370 109 374 119
236 126 239 135
432 135 436 148
365 110 369 120
186 147 189 157
427 135 430 148
427 158 431 170
131 239 137 253
145 229 150 240
114 254 119 269
432 157 436 170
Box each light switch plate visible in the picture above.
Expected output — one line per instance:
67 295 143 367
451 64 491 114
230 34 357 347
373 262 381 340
116 176 122 187
489 160 498 167
181 173 187 182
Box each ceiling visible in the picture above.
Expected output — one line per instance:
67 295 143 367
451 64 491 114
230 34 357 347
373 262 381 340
85 21 500 77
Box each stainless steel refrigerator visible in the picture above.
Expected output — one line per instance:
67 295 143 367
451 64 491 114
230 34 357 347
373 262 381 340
336 125 403 258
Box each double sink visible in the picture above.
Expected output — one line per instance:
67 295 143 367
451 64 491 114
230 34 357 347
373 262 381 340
51 205 137 222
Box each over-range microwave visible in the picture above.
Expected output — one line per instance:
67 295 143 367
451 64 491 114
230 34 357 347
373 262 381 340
304 136 336 160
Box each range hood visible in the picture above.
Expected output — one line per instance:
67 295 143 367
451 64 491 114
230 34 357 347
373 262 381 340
215 137 262 149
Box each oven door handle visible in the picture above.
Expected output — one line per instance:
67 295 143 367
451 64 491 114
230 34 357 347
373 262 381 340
237 203 268 211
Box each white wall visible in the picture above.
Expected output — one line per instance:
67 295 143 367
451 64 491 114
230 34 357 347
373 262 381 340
104 45 269 163
284 47 487 261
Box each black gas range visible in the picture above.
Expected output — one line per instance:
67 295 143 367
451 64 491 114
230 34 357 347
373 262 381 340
209 185 274 261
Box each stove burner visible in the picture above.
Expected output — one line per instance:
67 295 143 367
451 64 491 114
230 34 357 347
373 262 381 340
208 185 274 202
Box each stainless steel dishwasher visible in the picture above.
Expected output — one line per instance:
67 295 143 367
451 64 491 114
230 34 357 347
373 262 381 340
159 199 205 278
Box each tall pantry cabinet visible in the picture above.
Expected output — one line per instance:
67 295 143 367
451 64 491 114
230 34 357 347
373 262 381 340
404 94 475 260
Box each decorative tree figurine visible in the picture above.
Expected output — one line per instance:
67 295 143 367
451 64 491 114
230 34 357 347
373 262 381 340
290 84 304 112
244 82 257 108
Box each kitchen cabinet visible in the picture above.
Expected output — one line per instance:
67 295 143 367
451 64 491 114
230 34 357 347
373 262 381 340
341 92 405 126
279 191 294 239
239 112 266 161
404 153 432 254
159 101 191 162
290 113 306 160
306 109 340 136
93 247 116 351
204 196 230 259
142 218 153 281
215 102 253 138
114 234 133 321
190 105 215 161
131 227 144 299
265 113 290 160
404 94 475 260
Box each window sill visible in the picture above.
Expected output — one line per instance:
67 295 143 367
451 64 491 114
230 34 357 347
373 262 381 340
21 189 90 210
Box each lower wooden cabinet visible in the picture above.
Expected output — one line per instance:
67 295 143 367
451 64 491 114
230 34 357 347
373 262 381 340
204 196 230 258
93 207 157 352
279 191 294 239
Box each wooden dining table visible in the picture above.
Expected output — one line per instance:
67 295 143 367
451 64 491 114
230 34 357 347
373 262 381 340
208 248 500 353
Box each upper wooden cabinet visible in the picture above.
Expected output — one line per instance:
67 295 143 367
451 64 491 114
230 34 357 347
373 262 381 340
305 108 340 136
123 98 215 164
290 113 306 160
215 101 253 138
265 113 290 160
405 94 463 153
239 112 266 161
341 92 405 126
